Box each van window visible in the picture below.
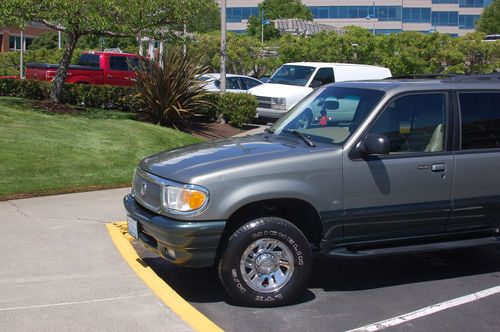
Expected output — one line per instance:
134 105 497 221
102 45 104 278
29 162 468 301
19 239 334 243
310 68 335 87
368 94 446 153
268 65 316 87
459 92 500 150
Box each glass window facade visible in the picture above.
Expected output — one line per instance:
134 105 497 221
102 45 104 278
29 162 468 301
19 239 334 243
432 11 459 26
459 15 480 29
226 1 491 34
310 6 401 21
432 0 458 4
459 0 490 7
402 8 431 23
226 7 259 23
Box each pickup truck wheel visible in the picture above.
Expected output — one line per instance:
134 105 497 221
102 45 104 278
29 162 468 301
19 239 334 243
218 217 312 307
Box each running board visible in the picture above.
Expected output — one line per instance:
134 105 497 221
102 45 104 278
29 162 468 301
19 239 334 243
327 236 500 257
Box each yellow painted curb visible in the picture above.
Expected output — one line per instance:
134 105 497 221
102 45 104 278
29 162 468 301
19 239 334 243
106 222 224 332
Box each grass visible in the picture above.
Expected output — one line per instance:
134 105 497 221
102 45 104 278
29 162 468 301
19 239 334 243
0 97 203 200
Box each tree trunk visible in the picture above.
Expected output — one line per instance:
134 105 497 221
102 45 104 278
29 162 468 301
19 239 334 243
50 32 79 103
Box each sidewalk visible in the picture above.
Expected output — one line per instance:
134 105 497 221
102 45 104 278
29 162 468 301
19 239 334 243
0 188 191 332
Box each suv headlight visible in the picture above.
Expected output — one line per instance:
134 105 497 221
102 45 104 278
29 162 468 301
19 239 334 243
271 97 286 110
161 185 209 214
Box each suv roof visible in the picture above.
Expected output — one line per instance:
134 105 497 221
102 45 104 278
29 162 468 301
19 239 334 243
333 73 500 93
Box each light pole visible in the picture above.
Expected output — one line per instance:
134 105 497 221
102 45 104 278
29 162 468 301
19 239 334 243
19 30 24 79
220 0 226 93
365 1 376 35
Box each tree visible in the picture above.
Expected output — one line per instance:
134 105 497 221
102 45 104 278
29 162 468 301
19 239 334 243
477 0 500 34
246 0 312 41
0 0 217 103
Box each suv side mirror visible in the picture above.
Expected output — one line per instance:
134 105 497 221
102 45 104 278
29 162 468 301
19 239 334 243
358 134 391 155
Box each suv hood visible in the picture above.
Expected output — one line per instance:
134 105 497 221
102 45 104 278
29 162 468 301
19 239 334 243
140 134 320 184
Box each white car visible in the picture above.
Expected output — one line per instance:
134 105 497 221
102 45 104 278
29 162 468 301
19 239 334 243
199 73 263 93
249 62 392 119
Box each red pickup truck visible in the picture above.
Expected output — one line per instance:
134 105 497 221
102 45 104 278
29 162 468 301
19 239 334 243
26 51 140 86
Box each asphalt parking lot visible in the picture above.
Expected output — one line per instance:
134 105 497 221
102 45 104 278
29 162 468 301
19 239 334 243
135 242 500 332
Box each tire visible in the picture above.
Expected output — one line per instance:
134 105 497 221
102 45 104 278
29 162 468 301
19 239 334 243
218 217 312 307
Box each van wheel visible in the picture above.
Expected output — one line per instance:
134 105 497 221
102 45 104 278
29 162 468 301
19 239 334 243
218 217 312 307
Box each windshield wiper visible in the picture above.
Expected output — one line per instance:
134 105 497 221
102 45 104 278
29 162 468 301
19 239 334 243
283 129 316 147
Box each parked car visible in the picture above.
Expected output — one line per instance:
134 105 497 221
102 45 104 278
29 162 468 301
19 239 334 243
124 73 500 307
249 62 391 119
199 73 263 93
26 51 140 86
483 34 500 42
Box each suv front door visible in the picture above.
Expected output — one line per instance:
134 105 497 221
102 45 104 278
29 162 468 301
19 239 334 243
342 92 454 243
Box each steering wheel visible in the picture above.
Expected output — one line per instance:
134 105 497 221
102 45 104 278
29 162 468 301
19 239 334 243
294 108 313 129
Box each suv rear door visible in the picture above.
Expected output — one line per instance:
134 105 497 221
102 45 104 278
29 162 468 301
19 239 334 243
448 90 500 233
342 92 454 242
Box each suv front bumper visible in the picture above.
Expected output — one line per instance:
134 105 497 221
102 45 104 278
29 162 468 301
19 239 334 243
123 194 226 268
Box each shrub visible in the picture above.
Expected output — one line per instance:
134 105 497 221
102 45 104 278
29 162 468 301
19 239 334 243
218 92 258 128
134 47 212 127
0 78 142 112
197 93 221 119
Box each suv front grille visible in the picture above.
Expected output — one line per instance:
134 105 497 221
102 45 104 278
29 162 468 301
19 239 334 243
132 169 163 213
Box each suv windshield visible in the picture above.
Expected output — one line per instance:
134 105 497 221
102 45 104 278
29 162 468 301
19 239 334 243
268 65 316 87
270 86 385 145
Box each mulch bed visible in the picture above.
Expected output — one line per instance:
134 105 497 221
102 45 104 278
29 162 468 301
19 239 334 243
30 100 255 139
31 100 82 114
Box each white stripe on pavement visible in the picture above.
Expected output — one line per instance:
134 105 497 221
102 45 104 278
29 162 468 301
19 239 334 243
346 285 500 332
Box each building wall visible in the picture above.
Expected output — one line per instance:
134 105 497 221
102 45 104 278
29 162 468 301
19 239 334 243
219 0 492 36
0 23 54 53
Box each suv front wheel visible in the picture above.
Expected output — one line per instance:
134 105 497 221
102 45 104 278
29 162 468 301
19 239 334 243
218 217 312 307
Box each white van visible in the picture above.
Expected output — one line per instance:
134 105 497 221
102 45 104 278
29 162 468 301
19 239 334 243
249 62 391 119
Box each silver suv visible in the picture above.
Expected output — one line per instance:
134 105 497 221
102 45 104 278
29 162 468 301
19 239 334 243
124 74 500 307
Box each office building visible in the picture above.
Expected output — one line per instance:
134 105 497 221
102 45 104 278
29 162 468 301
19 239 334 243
221 0 493 36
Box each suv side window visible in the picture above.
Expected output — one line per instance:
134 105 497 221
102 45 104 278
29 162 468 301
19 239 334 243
310 67 335 87
367 93 446 153
459 92 500 150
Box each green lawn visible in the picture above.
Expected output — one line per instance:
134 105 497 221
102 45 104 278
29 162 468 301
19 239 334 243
0 97 203 199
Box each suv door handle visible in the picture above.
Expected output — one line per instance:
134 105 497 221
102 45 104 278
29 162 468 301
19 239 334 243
431 163 446 172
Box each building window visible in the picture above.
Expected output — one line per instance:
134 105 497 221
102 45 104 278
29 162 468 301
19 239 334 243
432 11 459 26
310 6 400 21
459 0 489 7
432 0 459 4
226 7 258 23
9 36 33 51
403 8 431 23
459 15 480 29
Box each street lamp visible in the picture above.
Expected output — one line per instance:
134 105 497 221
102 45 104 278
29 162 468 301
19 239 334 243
365 1 376 35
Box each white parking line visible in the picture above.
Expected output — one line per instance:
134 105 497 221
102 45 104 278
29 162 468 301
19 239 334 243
346 285 500 332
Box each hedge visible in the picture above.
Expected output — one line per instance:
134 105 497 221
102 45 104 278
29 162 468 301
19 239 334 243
0 79 259 127
217 92 258 128
0 78 142 112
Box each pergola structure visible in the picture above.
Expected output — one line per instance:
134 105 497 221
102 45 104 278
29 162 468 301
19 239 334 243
273 19 345 37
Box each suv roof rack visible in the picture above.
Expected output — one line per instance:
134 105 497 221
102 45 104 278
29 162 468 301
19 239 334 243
442 72 500 82
386 74 457 80
387 72 500 82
